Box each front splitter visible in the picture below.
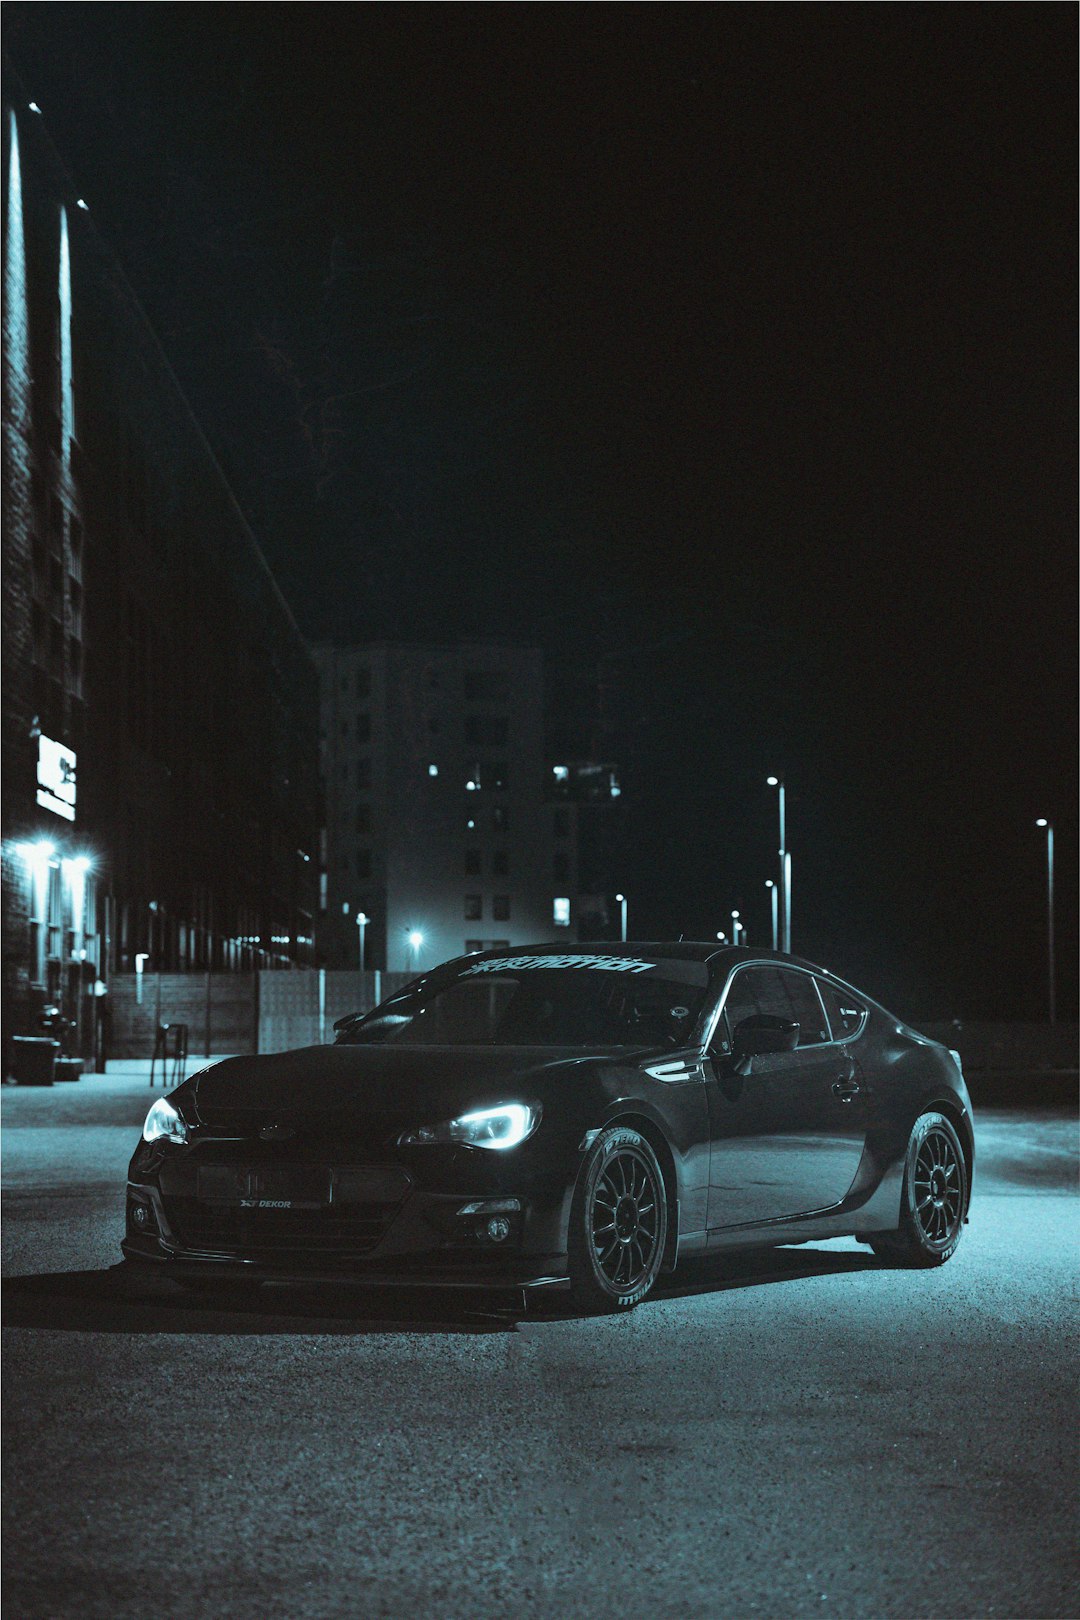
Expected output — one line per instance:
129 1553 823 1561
121 1241 570 1291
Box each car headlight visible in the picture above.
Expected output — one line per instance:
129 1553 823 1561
142 1097 188 1145
397 1102 540 1151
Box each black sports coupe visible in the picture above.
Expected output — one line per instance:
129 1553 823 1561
122 945 975 1311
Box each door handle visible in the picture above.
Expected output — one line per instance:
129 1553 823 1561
832 1079 860 1102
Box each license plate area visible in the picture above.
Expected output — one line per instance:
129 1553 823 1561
197 1166 331 1209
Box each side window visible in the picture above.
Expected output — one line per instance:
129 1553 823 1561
775 970 829 1046
817 981 866 1041
717 966 787 1044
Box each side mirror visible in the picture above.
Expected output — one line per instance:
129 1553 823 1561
731 1014 799 1063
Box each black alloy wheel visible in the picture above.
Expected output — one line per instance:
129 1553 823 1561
568 1125 669 1312
913 1125 964 1246
872 1111 968 1268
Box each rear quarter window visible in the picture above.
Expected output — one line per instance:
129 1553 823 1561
817 981 866 1040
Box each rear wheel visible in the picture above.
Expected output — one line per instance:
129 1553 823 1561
568 1126 668 1313
872 1112 967 1268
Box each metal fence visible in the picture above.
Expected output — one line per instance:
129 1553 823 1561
106 970 415 1059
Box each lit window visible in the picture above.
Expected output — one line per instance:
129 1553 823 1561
553 897 571 927
342 901 350 915
428 763 439 777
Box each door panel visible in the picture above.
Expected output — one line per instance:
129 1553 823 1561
705 964 868 1234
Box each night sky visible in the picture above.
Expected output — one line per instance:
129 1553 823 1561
7 4 1076 1020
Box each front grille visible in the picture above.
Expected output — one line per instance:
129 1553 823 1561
162 1197 403 1257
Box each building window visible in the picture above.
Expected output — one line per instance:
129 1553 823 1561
355 713 371 744
492 849 508 876
490 762 509 791
464 849 482 876
492 895 510 922
553 897 571 928
553 809 569 838
465 939 484 954
553 851 569 882
465 895 483 920
493 805 509 833
465 714 509 747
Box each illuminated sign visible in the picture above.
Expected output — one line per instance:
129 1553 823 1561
36 736 76 821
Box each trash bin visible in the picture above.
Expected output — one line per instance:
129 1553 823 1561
54 1057 84 1082
9 1037 60 1086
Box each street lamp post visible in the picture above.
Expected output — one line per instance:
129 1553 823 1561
615 892 627 943
1036 820 1055 1024
408 930 424 972
731 909 742 947
766 879 778 951
356 911 369 973
767 776 790 952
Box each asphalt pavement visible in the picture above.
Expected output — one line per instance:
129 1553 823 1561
2 1073 1077 1620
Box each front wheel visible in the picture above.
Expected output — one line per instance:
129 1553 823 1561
872 1112 967 1268
568 1126 669 1313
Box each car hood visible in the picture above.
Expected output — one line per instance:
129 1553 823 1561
191 1042 635 1133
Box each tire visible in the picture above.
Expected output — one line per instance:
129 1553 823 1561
871 1112 967 1268
568 1126 669 1313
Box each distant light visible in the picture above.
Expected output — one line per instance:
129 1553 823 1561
1036 818 1048 828
552 765 569 781
610 783 621 798
408 930 424 949
466 819 476 830
765 879 774 889
553 897 570 927
465 780 477 792
135 953 149 974
75 198 89 211
28 102 42 115
716 932 727 941
15 839 55 862
342 901 350 915
71 854 92 873
357 911 369 925
767 776 779 787
427 764 439 777
731 910 740 920
615 892 624 903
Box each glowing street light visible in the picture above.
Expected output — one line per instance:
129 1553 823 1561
767 776 791 952
1036 820 1055 1024
408 930 424 971
766 879 778 951
731 909 742 947
615 892 627 943
356 910 369 973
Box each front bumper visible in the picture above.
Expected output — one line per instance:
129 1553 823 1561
123 1139 575 1291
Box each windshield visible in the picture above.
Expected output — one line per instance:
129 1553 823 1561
336 953 711 1048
